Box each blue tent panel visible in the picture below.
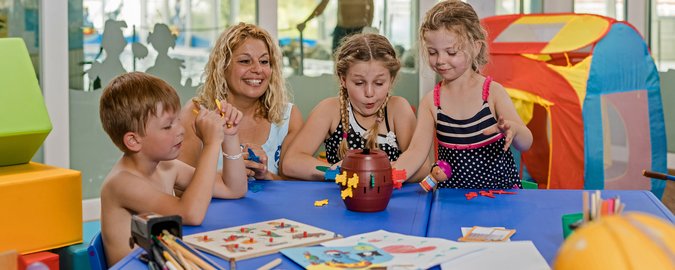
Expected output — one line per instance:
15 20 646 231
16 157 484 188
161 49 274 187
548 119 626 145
585 23 666 197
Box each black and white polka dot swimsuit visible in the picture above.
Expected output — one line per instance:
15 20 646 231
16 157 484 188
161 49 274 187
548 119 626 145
435 77 521 189
324 104 401 164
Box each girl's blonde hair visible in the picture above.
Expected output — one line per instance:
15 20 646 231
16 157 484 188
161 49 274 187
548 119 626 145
420 0 489 71
333 33 401 159
197 22 289 124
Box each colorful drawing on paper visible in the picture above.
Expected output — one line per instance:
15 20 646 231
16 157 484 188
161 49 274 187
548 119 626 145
281 243 393 269
323 230 485 269
184 218 339 261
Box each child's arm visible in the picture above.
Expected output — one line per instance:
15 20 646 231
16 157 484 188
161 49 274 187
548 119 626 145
484 83 533 152
276 105 304 179
176 100 203 167
388 97 431 182
281 98 338 180
388 96 416 152
211 100 247 198
392 93 437 181
112 108 226 226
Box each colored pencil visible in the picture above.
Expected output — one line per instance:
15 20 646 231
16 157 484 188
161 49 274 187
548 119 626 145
642 170 675 181
582 191 589 223
175 238 222 269
256 258 281 270
163 251 184 270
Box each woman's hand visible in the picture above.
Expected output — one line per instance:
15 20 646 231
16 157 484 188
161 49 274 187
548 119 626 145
242 144 270 179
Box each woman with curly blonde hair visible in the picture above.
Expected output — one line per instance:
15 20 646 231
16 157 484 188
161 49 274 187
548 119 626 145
180 23 302 180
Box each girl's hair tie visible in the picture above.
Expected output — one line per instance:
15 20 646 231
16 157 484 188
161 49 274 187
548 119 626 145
342 132 348 139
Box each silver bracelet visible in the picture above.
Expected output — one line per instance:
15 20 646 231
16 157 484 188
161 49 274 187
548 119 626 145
222 151 243 160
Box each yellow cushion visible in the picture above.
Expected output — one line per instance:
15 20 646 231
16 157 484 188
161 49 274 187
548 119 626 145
0 162 82 254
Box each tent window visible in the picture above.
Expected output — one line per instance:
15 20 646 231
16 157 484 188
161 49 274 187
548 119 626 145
493 23 564 43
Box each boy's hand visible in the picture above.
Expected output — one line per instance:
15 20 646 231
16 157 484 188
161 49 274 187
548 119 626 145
194 105 225 145
242 144 270 179
216 99 243 136
482 116 515 151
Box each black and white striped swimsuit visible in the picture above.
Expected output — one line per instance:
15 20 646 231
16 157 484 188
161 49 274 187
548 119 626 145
435 77 521 189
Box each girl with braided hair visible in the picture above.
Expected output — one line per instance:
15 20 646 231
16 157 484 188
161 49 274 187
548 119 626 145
282 33 417 181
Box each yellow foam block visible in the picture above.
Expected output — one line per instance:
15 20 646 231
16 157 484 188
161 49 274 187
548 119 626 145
0 162 82 254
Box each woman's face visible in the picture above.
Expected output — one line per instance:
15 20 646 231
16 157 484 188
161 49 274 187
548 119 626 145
224 38 272 100
341 60 393 118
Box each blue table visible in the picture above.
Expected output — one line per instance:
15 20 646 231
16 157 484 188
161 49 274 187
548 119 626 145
426 189 675 265
111 180 432 269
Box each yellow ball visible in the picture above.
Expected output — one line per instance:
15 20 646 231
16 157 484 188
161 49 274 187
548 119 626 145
554 212 675 270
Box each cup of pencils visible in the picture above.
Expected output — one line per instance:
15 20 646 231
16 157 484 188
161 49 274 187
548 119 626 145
561 190 625 239
131 213 222 270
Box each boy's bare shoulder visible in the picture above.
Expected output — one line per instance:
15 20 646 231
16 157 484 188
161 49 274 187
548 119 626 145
101 167 144 198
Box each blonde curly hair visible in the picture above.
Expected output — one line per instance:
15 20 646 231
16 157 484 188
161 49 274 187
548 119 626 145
197 22 289 124
420 0 489 72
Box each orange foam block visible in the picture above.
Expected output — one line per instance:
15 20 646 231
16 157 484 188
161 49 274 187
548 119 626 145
0 162 82 254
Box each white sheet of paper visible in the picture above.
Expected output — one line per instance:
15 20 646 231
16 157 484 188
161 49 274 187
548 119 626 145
323 230 483 269
440 241 550 270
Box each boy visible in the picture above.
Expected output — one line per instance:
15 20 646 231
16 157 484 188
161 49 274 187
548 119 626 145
99 72 247 265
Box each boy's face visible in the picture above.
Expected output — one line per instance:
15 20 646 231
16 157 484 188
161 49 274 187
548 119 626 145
423 28 474 81
341 60 393 118
139 103 185 160
225 37 272 101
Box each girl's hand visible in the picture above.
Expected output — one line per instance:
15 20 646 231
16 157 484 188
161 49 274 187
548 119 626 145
482 116 515 151
329 160 343 171
216 99 243 136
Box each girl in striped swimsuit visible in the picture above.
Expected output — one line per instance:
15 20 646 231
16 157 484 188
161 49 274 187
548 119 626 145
395 0 532 189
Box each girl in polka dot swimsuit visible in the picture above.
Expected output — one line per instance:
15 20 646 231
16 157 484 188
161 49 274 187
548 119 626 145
282 33 417 180
394 0 533 189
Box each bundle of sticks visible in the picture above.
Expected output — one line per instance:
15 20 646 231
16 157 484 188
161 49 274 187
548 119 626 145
144 230 223 270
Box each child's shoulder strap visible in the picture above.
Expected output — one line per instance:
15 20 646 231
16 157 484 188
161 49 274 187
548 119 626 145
433 81 443 107
482 76 493 102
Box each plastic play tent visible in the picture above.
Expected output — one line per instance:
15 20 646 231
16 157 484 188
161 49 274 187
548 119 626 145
481 14 667 197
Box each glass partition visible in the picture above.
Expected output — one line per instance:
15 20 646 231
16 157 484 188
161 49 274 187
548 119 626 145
279 0 420 119
574 0 625 20
69 0 256 199
0 0 42 163
651 0 675 71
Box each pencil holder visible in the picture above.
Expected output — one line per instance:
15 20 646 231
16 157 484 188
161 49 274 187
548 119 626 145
561 212 583 239
130 213 182 253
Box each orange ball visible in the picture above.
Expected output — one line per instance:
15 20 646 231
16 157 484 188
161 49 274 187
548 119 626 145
554 212 675 270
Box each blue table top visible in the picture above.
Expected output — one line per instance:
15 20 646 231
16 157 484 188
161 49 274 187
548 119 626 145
111 180 432 269
426 189 675 266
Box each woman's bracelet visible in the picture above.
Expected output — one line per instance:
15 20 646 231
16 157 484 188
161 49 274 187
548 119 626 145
223 151 243 160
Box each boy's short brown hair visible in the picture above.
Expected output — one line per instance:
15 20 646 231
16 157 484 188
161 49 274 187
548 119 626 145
99 72 181 153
